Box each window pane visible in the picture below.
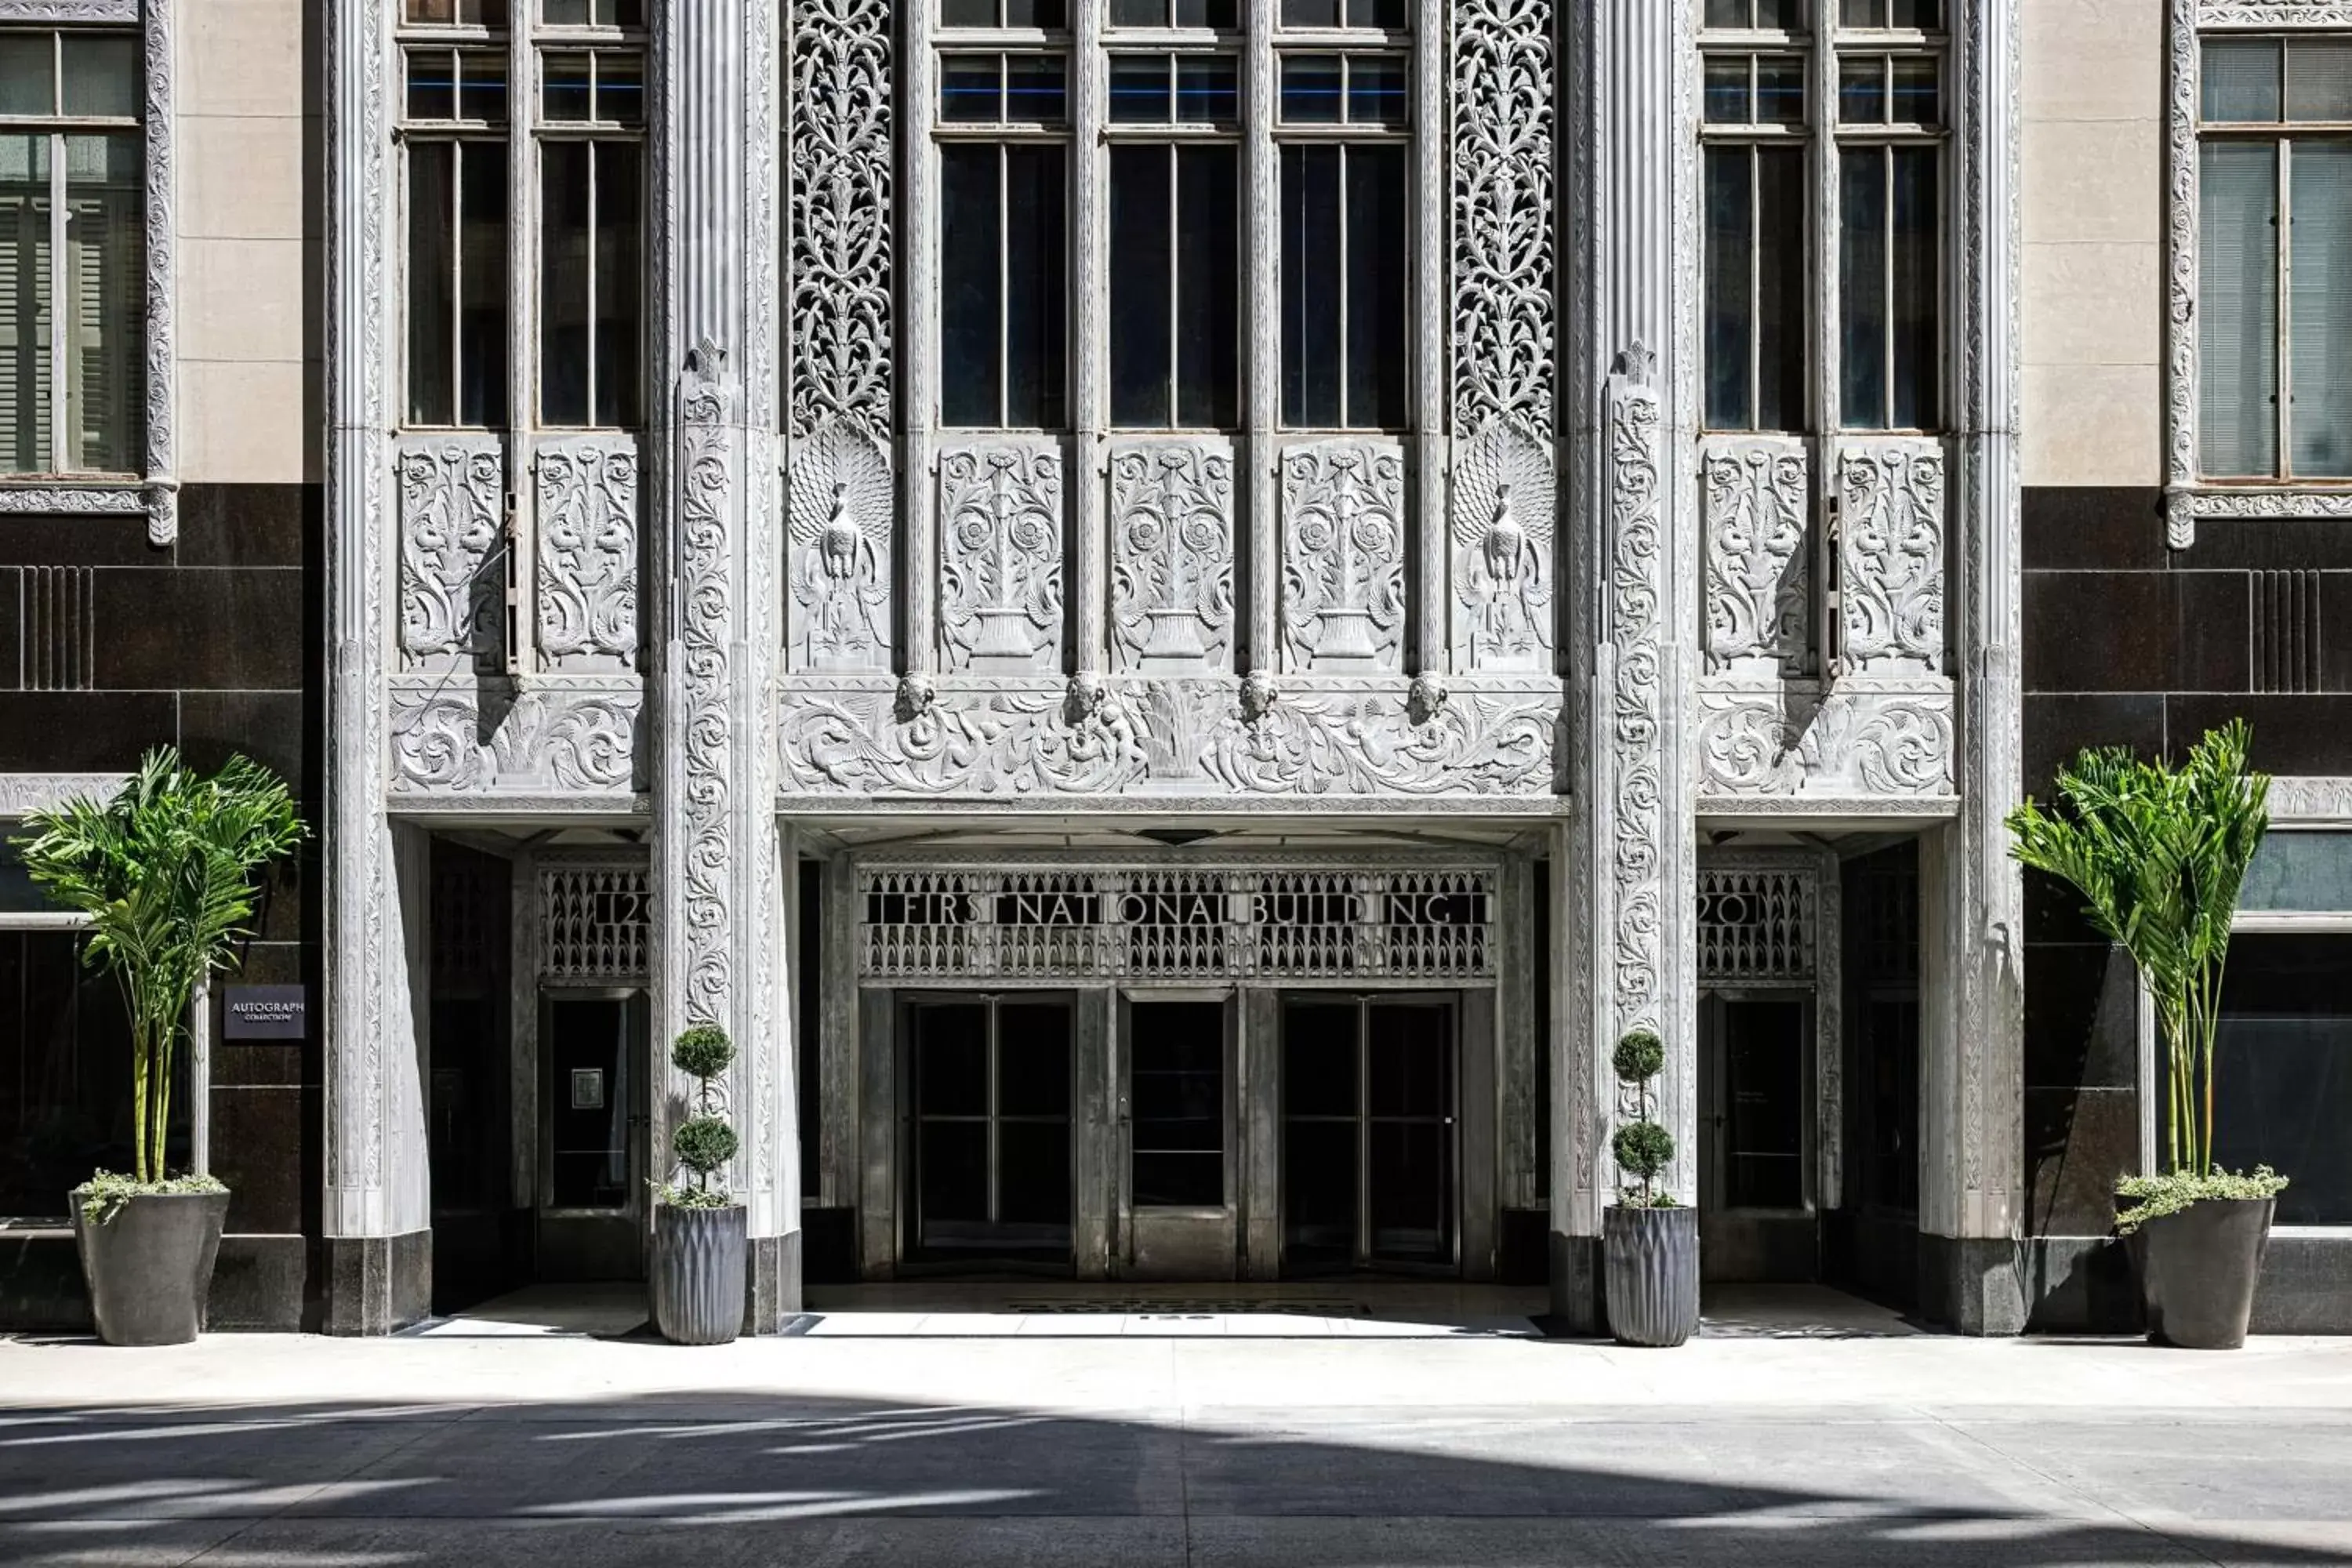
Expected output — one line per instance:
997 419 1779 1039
940 0 998 24
1177 143 1240 427
1756 0 1801 25
939 143 1000 426
1281 55 1343 123
2204 39 2283 124
1176 0 1238 25
458 141 509 426
408 48 457 121
0 35 50 118
460 52 509 122
1704 57 1751 125
1704 146 1753 430
1839 56 1885 124
543 51 592 120
592 140 641 426
0 133 53 472
1347 55 1408 125
1840 147 1888 427
2290 39 2352 123
62 133 143 470
59 34 138 118
1889 143 1937 428
1705 0 1751 26
1348 0 1408 25
2292 141 2352 476
2200 139 2281 477
1891 56 1938 124
1283 0 1343 24
2214 936 2352 1225
1004 55 1067 122
539 138 591 424
1176 55 1238 125
940 55 1001 122
1887 0 1940 25
1002 0 1066 24
1109 54 1167 123
1282 143 1342 426
1002 143 1065 428
1109 144 1172 427
1111 0 1163 24
1757 56 1805 124
596 50 644 125
408 141 456 425
1758 146 1808 431
1345 142 1407 428
1841 0 1883 25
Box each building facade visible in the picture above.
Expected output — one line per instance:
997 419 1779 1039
0 0 2344 1336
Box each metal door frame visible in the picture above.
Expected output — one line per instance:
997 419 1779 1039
1113 988 1240 1276
1697 985 1820 1219
533 984 651 1279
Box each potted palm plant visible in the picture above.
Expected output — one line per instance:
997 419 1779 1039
1603 1028 1698 1347
649 1023 747 1345
12 750 303 1345
2008 719 2285 1348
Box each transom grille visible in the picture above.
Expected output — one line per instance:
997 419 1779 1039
539 863 651 982
1697 866 1813 982
858 862 1496 983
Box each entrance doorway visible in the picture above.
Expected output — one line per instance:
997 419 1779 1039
1280 995 1458 1275
1120 995 1236 1279
904 994 1075 1269
536 989 651 1279
1698 990 1815 1281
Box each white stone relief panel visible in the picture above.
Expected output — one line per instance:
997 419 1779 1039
1451 421 1555 672
388 681 641 798
938 442 1064 673
1109 441 1235 676
1702 437 1811 677
1280 441 1406 675
1451 0 1555 440
1837 441 1946 675
535 437 639 671
776 677 1555 801
789 422 895 672
1694 679 1956 803
395 436 503 668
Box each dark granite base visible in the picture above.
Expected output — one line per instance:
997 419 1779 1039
2024 1233 2352 1335
1917 1233 2027 1336
2 1229 309 1333
323 1229 432 1336
1546 1229 1605 1336
746 1229 804 1333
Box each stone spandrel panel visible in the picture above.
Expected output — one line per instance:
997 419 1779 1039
1109 441 1236 677
395 434 504 670
1694 679 1956 804
1701 436 1811 678
1279 440 1407 676
388 680 642 800
1836 439 1947 677
1451 421 1555 673
535 436 641 673
938 441 1065 675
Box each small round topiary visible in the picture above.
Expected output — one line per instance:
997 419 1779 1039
672 1024 735 1082
1611 1119 1675 1183
672 1114 739 1180
1613 1029 1664 1084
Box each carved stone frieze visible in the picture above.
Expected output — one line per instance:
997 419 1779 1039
388 681 641 797
788 0 892 443
0 771 128 815
535 437 639 670
1836 442 1945 674
1701 438 1810 676
395 437 503 666
1109 442 1235 675
2200 4 2352 25
1450 0 1555 441
1280 441 1406 675
1451 420 1555 672
788 419 895 670
1694 679 1957 802
938 442 1063 673
1606 370 1667 1046
2270 775 2352 822
776 678 1557 801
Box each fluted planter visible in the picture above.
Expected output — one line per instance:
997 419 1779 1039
1604 1203 1700 1348
2128 1196 2274 1350
72 1189 229 1346
650 1202 746 1345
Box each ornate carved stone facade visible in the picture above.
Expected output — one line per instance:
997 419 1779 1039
1702 438 1811 677
938 443 1064 675
1109 443 1236 677
535 439 641 671
395 438 503 667
1279 441 1408 676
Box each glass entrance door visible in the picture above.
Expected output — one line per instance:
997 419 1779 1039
536 989 649 1280
906 994 1074 1266
1281 995 1457 1274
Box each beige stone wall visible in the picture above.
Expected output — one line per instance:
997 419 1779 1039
176 0 318 485
2022 0 2164 488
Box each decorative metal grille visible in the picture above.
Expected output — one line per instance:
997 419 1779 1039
1697 866 1813 982
539 864 652 982
857 860 1497 983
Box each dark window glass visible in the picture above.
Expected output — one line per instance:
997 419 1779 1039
1109 54 1167 122
1704 58 1749 125
461 53 508 122
1839 57 1883 124
1280 54 1343 122
1345 142 1407 427
0 931 137 1222
539 139 590 424
1839 145 1887 426
546 997 636 1209
1757 56 1805 122
1281 142 1343 426
998 1001 1072 1116
1705 147 1749 429
1003 143 1066 426
941 55 1000 122
1176 55 1239 123
1283 140 1408 427
1004 54 1067 122
940 143 1000 426
1843 0 1941 24
1282 0 1343 24
1756 146 1806 431
1722 999 1805 1209
1109 145 1172 426
1888 143 1936 428
597 49 644 125
543 0 644 23
1112 143 1238 429
1348 55 1408 125
1131 1003 1223 1207
543 50 592 120
1003 0 1067 25
1178 0 1239 25
405 0 512 23
408 48 457 121
2213 936 2352 1224
1111 0 1162 22
1890 56 1937 123
1177 143 1240 426
408 141 456 424
1705 0 1749 24
940 0 998 24
408 139 509 427
593 140 641 426
458 140 510 426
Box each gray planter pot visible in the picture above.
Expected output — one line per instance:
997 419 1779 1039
2128 1196 2274 1350
650 1201 746 1345
71 1189 229 1347
1604 1203 1700 1348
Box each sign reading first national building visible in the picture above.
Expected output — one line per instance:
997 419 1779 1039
223 985 307 1040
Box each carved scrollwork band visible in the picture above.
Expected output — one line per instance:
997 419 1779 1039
1695 680 1958 804
388 681 641 797
535 437 640 671
395 436 503 667
2198 3 2352 25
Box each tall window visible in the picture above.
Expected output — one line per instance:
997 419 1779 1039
539 42 644 426
1278 3 1409 430
2199 36 2352 481
1698 0 1944 434
938 24 1069 430
403 40 509 426
0 28 143 475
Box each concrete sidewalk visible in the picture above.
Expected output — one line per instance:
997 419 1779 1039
5 1320 2352 1566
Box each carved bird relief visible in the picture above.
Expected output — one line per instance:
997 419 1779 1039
788 421 895 670
1451 421 1555 669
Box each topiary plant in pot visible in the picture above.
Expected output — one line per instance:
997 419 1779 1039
650 1024 748 1345
2008 719 2284 1348
1602 1028 1699 1348
12 750 303 1345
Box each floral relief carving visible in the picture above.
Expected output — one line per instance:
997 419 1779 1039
1280 441 1406 674
1693 681 1955 800
1607 372 1666 1044
535 439 639 670
1451 0 1555 439
676 346 737 1038
1702 440 1810 675
396 439 503 665
788 0 891 441
1837 443 1945 673
389 684 640 795
1451 421 1555 672
1109 444 1235 675
789 420 895 670
938 443 1063 673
